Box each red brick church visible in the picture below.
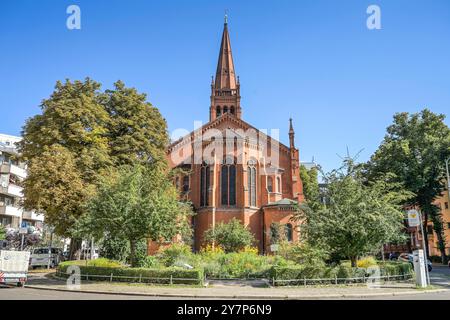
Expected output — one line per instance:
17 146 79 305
163 18 305 254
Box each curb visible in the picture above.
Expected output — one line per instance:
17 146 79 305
24 284 450 299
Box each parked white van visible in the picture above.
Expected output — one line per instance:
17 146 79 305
29 247 63 269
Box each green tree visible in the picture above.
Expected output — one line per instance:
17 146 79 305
101 81 169 167
0 225 6 240
19 79 109 256
19 79 171 259
296 159 411 267
300 164 323 211
365 109 450 263
98 235 148 266
204 218 255 253
80 164 193 267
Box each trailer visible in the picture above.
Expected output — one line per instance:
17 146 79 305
0 250 30 287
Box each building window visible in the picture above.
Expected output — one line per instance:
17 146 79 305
285 223 293 242
230 106 235 115
447 222 450 229
427 225 433 234
267 176 273 193
277 177 281 193
223 106 228 114
0 215 12 227
200 162 210 207
247 159 257 207
221 157 236 206
182 176 189 193
445 202 449 210
216 106 221 117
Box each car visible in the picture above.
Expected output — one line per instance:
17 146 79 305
29 247 63 269
398 253 432 272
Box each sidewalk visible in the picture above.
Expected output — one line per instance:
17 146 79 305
25 273 449 299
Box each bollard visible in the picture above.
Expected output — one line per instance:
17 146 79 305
170 275 173 285
110 273 113 282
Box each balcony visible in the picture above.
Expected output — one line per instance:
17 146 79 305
0 184 23 197
22 210 44 222
0 163 27 179
0 204 22 217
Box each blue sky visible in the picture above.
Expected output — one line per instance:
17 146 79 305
1 0 449 172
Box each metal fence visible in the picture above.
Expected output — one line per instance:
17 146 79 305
270 273 414 286
55 270 202 285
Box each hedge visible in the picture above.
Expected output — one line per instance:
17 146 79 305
269 262 413 286
57 262 204 285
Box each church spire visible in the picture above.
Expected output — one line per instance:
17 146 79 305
209 16 241 122
289 118 295 149
214 16 237 90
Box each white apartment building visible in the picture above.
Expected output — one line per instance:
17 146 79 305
0 133 44 231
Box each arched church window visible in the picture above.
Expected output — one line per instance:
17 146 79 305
200 162 210 207
182 176 189 193
230 106 235 115
285 223 293 242
216 106 221 117
247 159 257 207
223 106 228 114
277 177 281 193
267 176 273 193
221 156 236 206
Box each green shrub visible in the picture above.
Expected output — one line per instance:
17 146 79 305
269 265 322 285
203 218 255 253
59 258 123 268
156 243 195 267
57 264 203 285
87 258 123 268
140 256 162 269
379 261 413 276
278 242 329 267
269 260 414 286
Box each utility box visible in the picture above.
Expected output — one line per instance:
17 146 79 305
412 250 427 288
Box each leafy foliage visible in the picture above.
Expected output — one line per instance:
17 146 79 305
300 164 323 211
156 243 194 267
296 159 411 267
0 225 6 241
365 109 450 263
80 164 193 266
19 79 170 250
203 218 255 253
278 242 329 267
57 262 204 285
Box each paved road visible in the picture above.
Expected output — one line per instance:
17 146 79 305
0 286 188 300
0 265 449 300
341 264 450 300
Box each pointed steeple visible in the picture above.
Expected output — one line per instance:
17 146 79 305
289 118 295 149
209 16 242 122
215 17 237 90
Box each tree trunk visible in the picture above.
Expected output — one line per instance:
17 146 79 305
69 238 82 260
429 211 448 264
350 256 357 268
129 239 136 267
